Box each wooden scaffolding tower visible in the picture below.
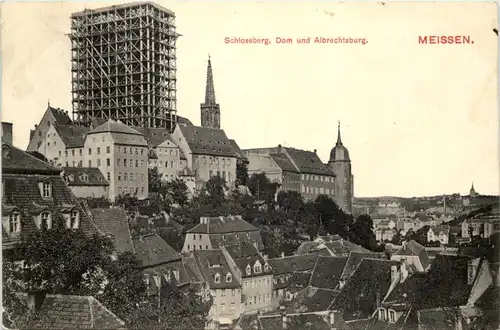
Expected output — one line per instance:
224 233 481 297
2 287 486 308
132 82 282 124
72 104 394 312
70 2 179 131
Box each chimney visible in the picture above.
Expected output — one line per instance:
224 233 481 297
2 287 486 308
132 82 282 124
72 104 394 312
328 311 335 326
390 264 398 284
402 241 408 250
263 254 268 261
278 144 283 154
27 290 47 311
400 260 408 283
281 252 285 258
314 149 317 154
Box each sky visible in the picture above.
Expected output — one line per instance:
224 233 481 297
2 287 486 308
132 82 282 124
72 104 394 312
1 1 498 197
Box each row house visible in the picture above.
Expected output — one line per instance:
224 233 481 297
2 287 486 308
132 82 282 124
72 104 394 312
182 216 264 253
244 146 337 201
1 141 100 251
171 124 240 190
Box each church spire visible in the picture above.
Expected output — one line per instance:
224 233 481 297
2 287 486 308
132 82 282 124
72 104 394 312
336 121 343 146
204 55 216 105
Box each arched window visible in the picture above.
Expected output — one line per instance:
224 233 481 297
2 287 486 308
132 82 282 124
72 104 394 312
226 273 232 283
214 273 221 283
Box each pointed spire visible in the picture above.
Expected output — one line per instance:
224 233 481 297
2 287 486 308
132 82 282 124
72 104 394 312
48 99 50 108
336 121 343 146
204 55 216 105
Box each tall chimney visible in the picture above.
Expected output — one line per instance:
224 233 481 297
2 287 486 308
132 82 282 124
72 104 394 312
1 122 13 145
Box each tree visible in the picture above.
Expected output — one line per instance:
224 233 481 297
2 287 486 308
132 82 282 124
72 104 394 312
277 190 304 214
204 175 227 201
5 225 147 321
2 259 31 329
127 285 211 329
236 161 249 186
313 195 352 237
349 214 378 250
148 167 164 195
247 173 279 206
165 179 189 207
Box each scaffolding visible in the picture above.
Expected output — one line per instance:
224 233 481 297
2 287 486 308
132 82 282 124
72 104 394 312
70 2 179 131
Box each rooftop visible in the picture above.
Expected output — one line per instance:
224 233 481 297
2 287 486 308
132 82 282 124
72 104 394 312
63 167 109 187
132 233 181 268
90 208 134 254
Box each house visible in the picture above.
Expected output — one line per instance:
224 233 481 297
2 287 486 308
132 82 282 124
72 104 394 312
462 216 499 238
62 167 109 198
427 225 450 245
338 252 387 289
2 141 99 251
140 127 182 181
268 253 319 305
17 292 125 329
390 240 430 272
171 123 239 189
223 243 273 314
182 215 264 253
295 235 371 257
375 228 397 242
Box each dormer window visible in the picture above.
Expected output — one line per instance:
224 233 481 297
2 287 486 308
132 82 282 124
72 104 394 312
68 174 74 182
226 273 232 282
378 308 387 321
5 212 21 234
81 174 88 182
254 262 262 274
264 263 269 272
246 265 251 276
67 210 80 229
39 212 52 230
39 182 52 198
214 273 221 283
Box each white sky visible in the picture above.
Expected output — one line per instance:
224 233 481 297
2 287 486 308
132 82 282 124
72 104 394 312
1 1 498 197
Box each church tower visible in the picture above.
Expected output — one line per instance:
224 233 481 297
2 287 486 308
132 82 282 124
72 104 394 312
200 56 221 129
328 122 354 214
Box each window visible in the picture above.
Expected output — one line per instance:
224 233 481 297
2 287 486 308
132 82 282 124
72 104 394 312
264 263 269 272
135 148 138 155
88 148 92 155
106 158 110 166
72 149 75 156
79 149 82 156
232 289 235 296
124 159 127 167
88 160 92 167
124 173 128 181
107 172 111 181
193 234 196 240
124 147 126 154
221 289 226 297
97 159 101 167
8 212 21 233
68 210 80 229
246 265 251 276
40 212 52 229
214 273 221 283
118 173 122 181
41 182 52 198
130 173 134 181
379 308 387 321
106 146 110 154
254 263 262 274
135 160 138 167
389 310 396 323
226 273 232 282
97 147 101 155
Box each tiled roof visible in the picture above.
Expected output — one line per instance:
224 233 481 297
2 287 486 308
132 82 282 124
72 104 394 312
340 252 387 280
269 153 298 173
136 127 175 147
392 240 430 271
63 167 109 186
417 307 472 330
365 306 414 330
383 273 428 305
288 272 312 293
268 254 319 275
258 315 282 330
226 243 271 278
54 124 90 148
2 142 61 175
24 294 125 329
193 250 240 289
309 256 348 290
88 119 143 136
288 287 340 313
2 170 100 247
178 125 238 157
187 215 259 234
229 139 248 161
90 208 134 254
325 240 371 256
177 115 194 126
132 233 181 268
209 231 265 251
284 147 334 176
330 259 399 320
429 225 451 235
49 106 73 126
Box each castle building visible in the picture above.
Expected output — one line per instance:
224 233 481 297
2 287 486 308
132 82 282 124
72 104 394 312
200 56 221 129
244 123 354 213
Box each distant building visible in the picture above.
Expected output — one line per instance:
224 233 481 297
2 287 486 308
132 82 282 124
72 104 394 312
427 225 450 245
62 167 109 198
390 240 430 272
140 127 182 181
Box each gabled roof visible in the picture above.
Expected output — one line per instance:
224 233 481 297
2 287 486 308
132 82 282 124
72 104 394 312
417 307 477 330
90 208 134 254
63 167 109 186
341 252 387 280
187 215 259 234
229 139 247 161
392 240 430 270
309 256 348 290
2 142 61 175
88 119 143 136
226 243 271 278
53 124 90 148
284 147 334 176
287 287 340 313
193 250 240 289
24 294 125 329
428 225 451 235
136 127 176 147
177 115 194 126
48 106 73 126
268 253 319 275
269 153 299 173
132 233 181 268
178 124 238 157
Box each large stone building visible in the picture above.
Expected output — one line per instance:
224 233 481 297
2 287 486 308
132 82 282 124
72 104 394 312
244 124 354 213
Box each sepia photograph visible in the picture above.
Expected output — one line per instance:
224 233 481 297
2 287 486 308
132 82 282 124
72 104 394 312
0 1 498 329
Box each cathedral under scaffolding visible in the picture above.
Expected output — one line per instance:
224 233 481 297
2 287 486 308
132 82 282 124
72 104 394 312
70 2 179 131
